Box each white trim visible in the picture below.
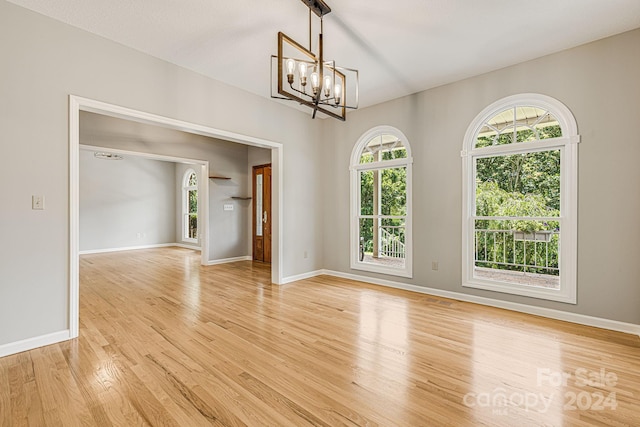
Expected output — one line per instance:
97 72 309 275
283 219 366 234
74 96 283 149
281 269 325 284
462 94 579 304
350 261 413 278
80 144 208 164
174 243 202 251
79 243 178 255
69 97 80 339
0 330 70 358
199 163 209 260
271 145 284 285
350 125 414 166
350 125 413 279
70 95 285 343
351 156 414 172
206 256 252 265
287 269 640 337
468 137 570 158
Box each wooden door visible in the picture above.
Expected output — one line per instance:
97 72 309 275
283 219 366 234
252 164 272 263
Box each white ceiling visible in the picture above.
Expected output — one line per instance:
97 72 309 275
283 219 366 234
8 0 640 110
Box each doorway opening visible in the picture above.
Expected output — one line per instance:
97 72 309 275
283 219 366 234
69 95 284 339
79 144 208 259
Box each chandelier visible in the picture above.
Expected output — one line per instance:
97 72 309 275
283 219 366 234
271 0 359 121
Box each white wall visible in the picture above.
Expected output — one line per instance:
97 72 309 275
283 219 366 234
0 1 324 347
323 28 640 325
80 150 176 252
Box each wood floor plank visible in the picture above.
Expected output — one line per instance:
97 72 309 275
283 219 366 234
1 247 639 426
0 357 12 427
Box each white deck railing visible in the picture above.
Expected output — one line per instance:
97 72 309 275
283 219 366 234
475 228 559 275
379 226 405 258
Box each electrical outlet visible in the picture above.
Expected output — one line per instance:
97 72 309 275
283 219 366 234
32 195 45 210
432 261 439 271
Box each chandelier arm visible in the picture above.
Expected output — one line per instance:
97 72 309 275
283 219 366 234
288 83 340 107
288 83 311 98
317 97 340 106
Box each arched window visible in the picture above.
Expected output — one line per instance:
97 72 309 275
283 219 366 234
350 126 413 277
182 169 198 243
462 94 579 303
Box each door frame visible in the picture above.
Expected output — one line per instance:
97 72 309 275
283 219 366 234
69 95 284 338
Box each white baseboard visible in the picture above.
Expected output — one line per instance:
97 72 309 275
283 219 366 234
0 330 70 358
207 256 252 266
174 243 202 251
281 270 325 284
289 269 640 337
80 243 178 255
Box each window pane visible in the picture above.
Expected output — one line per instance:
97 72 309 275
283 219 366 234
473 219 559 289
359 217 374 256
380 218 406 260
361 167 407 216
475 150 561 216
535 114 562 139
188 214 198 239
360 170 374 215
188 172 197 186
488 108 515 129
188 190 197 214
475 107 563 148
515 126 538 143
360 134 407 163
380 167 406 216
476 126 494 148
358 217 406 268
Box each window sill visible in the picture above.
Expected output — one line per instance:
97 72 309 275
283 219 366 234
351 260 413 279
463 278 576 304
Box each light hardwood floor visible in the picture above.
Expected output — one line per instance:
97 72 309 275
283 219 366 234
1 247 639 426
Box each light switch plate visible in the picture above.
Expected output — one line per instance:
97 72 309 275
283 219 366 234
223 204 234 211
32 195 45 210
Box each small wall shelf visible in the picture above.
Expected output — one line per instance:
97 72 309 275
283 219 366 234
231 197 252 200
209 176 231 180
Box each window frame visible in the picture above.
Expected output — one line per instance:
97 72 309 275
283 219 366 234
182 169 198 244
350 126 413 278
462 94 580 303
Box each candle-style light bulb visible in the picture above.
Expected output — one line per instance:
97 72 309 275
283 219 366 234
298 62 307 86
334 82 342 105
310 72 319 95
323 75 332 98
286 59 295 84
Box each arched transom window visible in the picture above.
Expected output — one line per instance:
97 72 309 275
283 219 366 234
350 126 413 278
462 94 579 303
